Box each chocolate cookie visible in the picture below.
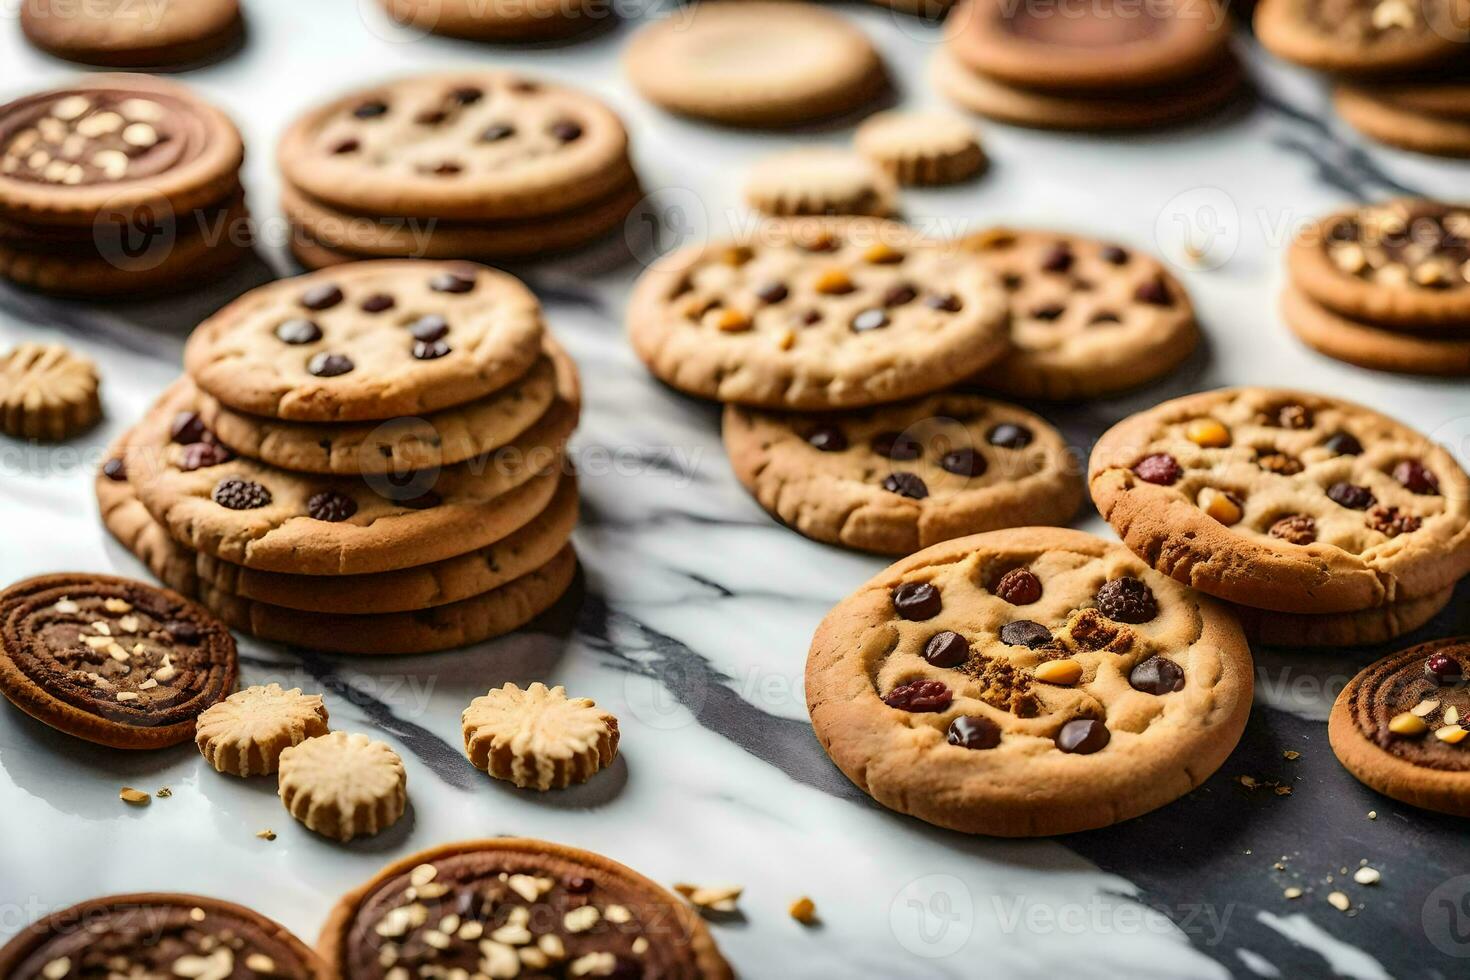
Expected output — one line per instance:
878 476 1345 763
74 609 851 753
1289 200 1470 330
1282 286 1470 377
128 380 574 576
1255 0 1470 74
21 0 242 68
278 72 631 222
807 527 1253 836
1335 84 1470 158
0 573 236 749
184 260 545 423
1089 388 1470 613
960 228 1200 399
0 894 327 980
627 217 1010 409
723 391 1082 554
1330 637 1470 816
1231 586 1453 648
318 839 733 978
624 2 884 127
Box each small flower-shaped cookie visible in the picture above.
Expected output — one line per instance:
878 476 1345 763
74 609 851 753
277 731 406 841
462 682 619 790
195 683 329 776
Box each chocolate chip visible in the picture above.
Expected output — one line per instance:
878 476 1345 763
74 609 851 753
102 457 127 481
851 308 889 332
1095 577 1157 623
926 293 962 312
947 715 1001 750
805 425 847 452
430 271 476 293
1324 430 1362 456
1129 656 1185 695
1000 620 1052 648
275 318 322 345
301 284 344 310
1056 718 1110 754
1393 460 1440 495
940 448 987 477
756 281 789 304
352 100 388 119
1134 453 1181 486
995 567 1042 605
882 284 917 307
871 431 921 461
409 314 450 342
1031 303 1066 321
550 120 583 142
166 620 200 644
482 123 516 142
360 293 395 313
413 339 452 360
1001 274 1023 291
416 109 448 125
428 161 462 176
212 477 272 510
1040 244 1074 273
1134 277 1172 306
1426 653 1464 685
1327 482 1375 510
331 138 360 155
1089 311 1121 325
170 411 206 445
883 472 928 499
180 442 233 472
307 490 358 522
892 582 941 620
1100 245 1129 265
1269 514 1317 545
797 308 823 326
308 352 354 377
987 423 1033 449
451 86 483 104
883 679 952 712
923 631 970 668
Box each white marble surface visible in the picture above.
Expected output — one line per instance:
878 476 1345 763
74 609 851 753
2 2 1470 977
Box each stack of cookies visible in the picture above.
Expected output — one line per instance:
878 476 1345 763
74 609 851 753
97 260 581 655
1090 388 1470 648
627 216 1085 555
1282 200 1470 376
276 71 640 267
0 74 250 296
935 0 1244 130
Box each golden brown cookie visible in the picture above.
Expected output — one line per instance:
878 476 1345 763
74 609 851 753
1230 586 1453 648
0 342 101 440
462 682 620 790
1335 84 1470 158
854 110 986 186
1282 286 1470 377
1255 0 1470 74
807 527 1253 836
20 0 242 68
278 731 407 841
744 148 898 218
195 683 330 776
377 0 606 40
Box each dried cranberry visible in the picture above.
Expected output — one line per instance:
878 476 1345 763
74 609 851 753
892 582 942 620
1327 482 1375 510
213 478 272 511
1095 577 1157 623
883 472 928 499
883 680 953 713
947 716 1001 750
988 423 1033 449
923 631 969 668
871 431 922 461
1426 653 1464 685
307 490 358 523
1134 453 1182 486
999 620 1051 648
1393 460 1440 495
1129 657 1185 695
1056 718 1110 754
805 425 847 452
995 568 1042 605
940 448 986 477
179 442 233 472
1134 277 1172 306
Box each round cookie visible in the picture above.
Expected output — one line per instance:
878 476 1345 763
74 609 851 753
744 149 898 218
1282 286 1470 376
1334 85 1470 159
21 0 242 68
318 839 734 978
184 260 545 422
1089 387 1470 614
947 0 1233 91
723 391 1082 555
0 74 244 226
278 731 407 840
1329 637 1470 817
806 527 1254 836
278 72 630 222
959 228 1199 399
1254 0 1470 74
627 217 1010 410
932 49 1245 131
196 683 330 777
1342 80 1470 120
1288 200 1470 330
378 0 605 40
0 342 100 441
624 2 885 127
127 379 574 576
1230 586 1453 648
0 572 236 750
0 894 327 980
854 110 987 186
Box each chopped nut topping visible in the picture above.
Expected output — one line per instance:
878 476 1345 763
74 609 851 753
674 883 743 913
564 906 601 933
1033 659 1083 686
41 958 71 980
1411 699 1441 717
789 896 817 924
244 953 277 974
1389 711 1428 736
103 598 132 613
1354 867 1381 886
507 874 552 903
1327 891 1351 912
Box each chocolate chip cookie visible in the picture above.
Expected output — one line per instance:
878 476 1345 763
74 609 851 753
724 391 1082 554
0 573 236 749
1330 637 1470 816
807 526 1253 836
0 894 327 980
318 839 733 978
960 228 1200 398
627 217 1010 409
1230 586 1454 648
1255 0 1470 74
1089 388 1470 614
184 260 545 423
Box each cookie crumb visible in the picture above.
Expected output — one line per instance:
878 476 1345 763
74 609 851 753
1283 750 1301 760
674 883 742 914
1354 867 1380 886
155 787 172 798
119 786 150 806
788 896 817 925
1367 810 1377 820
1238 775 1258 789
256 828 277 841
1284 887 1303 900
1327 891 1351 912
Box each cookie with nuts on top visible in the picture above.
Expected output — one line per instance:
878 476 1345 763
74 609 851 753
807 527 1253 836
0 573 236 749
627 217 1009 409
0 893 328 980
959 228 1199 399
1330 637 1470 816
1254 0 1470 75
1089 388 1470 614
723 391 1081 554
318 839 733 978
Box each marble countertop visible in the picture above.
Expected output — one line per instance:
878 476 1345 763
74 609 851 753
2 2 1470 977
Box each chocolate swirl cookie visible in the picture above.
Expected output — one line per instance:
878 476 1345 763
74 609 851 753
0 894 326 980
319 839 732 979
1330 637 1470 816
0 573 236 748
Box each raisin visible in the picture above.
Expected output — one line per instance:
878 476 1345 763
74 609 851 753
1327 482 1375 510
1269 515 1317 545
213 478 272 510
755 281 789 304
179 442 233 472
1393 460 1440 495
1095 577 1157 623
995 568 1042 605
102 457 127 481
170 411 207 445
1040 244 1074 273
1323 431 1362 456
882 680 953 713
1134 453 1182 485
1134 277 1172 306
882 284 918 307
